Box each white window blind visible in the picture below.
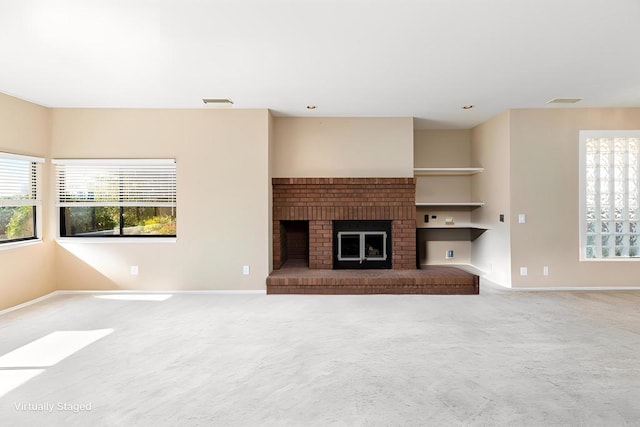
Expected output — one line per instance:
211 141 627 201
580 131 640 259
0 152 44 207
53 159 176 207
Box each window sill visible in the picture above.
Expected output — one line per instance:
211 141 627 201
0 239 43 251
580 257 640 262
56 237 177 244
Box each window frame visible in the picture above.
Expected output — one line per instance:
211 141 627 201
579 130 640 261
0 152 43 246
54 158 177 240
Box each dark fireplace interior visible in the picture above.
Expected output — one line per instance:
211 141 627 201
279 220 309 267
333 220 392 269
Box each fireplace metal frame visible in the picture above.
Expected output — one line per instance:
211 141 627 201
333 220 392 269
337 231 388 262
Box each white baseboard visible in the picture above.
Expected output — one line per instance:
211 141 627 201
54 289 267 295
0 291 58 316
0 289 267 316
504 286 640 291
422 264 640 292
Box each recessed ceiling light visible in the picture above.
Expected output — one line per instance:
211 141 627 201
306 105 317 110
202 98 233 105
547 98 582 104
462 105 474 110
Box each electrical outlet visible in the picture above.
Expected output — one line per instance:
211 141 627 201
130 265 139 276
543 266 549 276
242 265 250 275
445 250 454 259
518 213 526 224
520 267 528 276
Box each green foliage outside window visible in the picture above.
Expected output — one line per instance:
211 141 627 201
62 206 176 236
0 206 35 241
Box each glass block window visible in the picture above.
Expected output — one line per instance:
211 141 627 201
580 131 640 259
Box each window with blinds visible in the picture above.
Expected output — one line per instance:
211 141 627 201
0 152 43 244
54 159 177 237
580 131 640 259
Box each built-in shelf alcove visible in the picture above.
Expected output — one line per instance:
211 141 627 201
279 220 309 268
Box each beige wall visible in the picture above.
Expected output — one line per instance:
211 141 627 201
414 130 474 266
418 228 473 265
414 129 471 167
471 111 512 287
6 90 640 309
0 93 55 310
51 108 271 291
272 117 414 177
268 112 274 273
509 108 640 287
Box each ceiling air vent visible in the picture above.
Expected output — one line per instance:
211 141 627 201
547 98 582 104
202 98 234 106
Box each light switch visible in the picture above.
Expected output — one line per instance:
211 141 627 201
518 214 526 224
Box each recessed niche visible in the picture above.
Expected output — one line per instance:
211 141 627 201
280 221 309 267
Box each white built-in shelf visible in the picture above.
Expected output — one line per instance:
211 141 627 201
420 263 489 275
416 202 485 207
417 224 490 231
413 167 484 176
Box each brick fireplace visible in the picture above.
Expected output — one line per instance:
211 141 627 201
272 178 416 270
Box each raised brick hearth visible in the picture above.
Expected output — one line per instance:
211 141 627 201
272 178 416 270
267 264 479 295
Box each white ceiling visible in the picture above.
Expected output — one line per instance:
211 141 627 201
1 0 639 129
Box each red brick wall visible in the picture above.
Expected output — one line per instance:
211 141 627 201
273 178 416 270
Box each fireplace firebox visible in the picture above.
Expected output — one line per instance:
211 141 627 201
272 178 416 270
333 221 392 269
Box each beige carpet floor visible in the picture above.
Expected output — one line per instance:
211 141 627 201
1 286 640 426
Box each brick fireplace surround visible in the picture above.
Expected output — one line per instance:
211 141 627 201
272 178 416 270
269 177 479 295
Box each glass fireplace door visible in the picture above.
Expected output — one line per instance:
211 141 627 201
337 231 387 262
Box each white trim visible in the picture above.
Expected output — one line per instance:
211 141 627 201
52 158 175 165
0 291 57 316
579 130 588 260
474 275 640 292
0 238 42 250
56 237 177 244
0 289 267 316
54 290 267 295
0 199 40 207
417 223 491 230
56 201 176 208
503 286 640 291
416 202 485 207
0 152 44 163
413 167 484 176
